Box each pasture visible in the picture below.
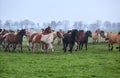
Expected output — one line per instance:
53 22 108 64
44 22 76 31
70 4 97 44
0 39 120 78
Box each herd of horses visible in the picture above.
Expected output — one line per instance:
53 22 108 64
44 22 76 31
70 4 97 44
0 27 120 53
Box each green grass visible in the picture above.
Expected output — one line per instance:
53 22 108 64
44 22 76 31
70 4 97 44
0 42 120 78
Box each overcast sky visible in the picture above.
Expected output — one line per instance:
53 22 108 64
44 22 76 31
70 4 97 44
0 0 120 24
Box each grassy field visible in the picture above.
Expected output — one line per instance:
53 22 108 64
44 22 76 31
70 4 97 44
0 40 120 78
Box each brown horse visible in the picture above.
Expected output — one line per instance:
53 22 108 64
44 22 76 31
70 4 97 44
3 29 26 52
107 32 120 51
0 29 9 48
75 30 85 51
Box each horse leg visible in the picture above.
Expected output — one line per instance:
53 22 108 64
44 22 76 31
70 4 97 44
75 42 78 51
7 43 11 52
49 43 54 52
69 42 74 53
19 43 23 53
81 43 83 50
85 42 88 50
4 42 9 52
111 43 114 51
63 41 67 53
108 42 111 51
118 44 120 52
28 41 31 51
40 43 45 52
32 42 36 53
68 43 72 52
12 43 17 52
45 44 48 53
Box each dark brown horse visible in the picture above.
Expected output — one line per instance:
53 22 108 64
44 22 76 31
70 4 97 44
79 31 92 50
3 29 26 52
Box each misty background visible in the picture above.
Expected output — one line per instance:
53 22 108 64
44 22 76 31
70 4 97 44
0 0 120 32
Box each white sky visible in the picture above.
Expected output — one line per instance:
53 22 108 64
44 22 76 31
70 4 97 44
0 0 120 24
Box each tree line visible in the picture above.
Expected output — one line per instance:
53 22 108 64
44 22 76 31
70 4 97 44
0 19 120 32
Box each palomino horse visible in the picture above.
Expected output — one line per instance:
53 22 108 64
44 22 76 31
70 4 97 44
62 29 78 53
92 29 100 43
106 32 120 52
31 31 63 53
3 29 26 52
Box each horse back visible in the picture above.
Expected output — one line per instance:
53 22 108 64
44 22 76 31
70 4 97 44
29 33 39 42
32 34 42 43
116 34 120 44
5 33 16 42
108 33 117 42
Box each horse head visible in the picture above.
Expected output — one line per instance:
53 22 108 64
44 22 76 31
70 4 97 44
42 26 52 34
17 29 26 36
86 31 92 37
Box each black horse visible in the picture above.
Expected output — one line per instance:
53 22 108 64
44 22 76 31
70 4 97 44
79 30 92 50
62 29 78 53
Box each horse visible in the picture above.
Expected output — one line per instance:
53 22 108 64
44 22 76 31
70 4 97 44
3 29 26 52
106 32 120 52
62 29 78 53
79 31 92 50
27 26 52 51
31 31 63 53
0 29 9 48
92 29 100 43
75 30 85 51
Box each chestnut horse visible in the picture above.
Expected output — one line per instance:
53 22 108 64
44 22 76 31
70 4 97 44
3 29 26 52
32 31 63 53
